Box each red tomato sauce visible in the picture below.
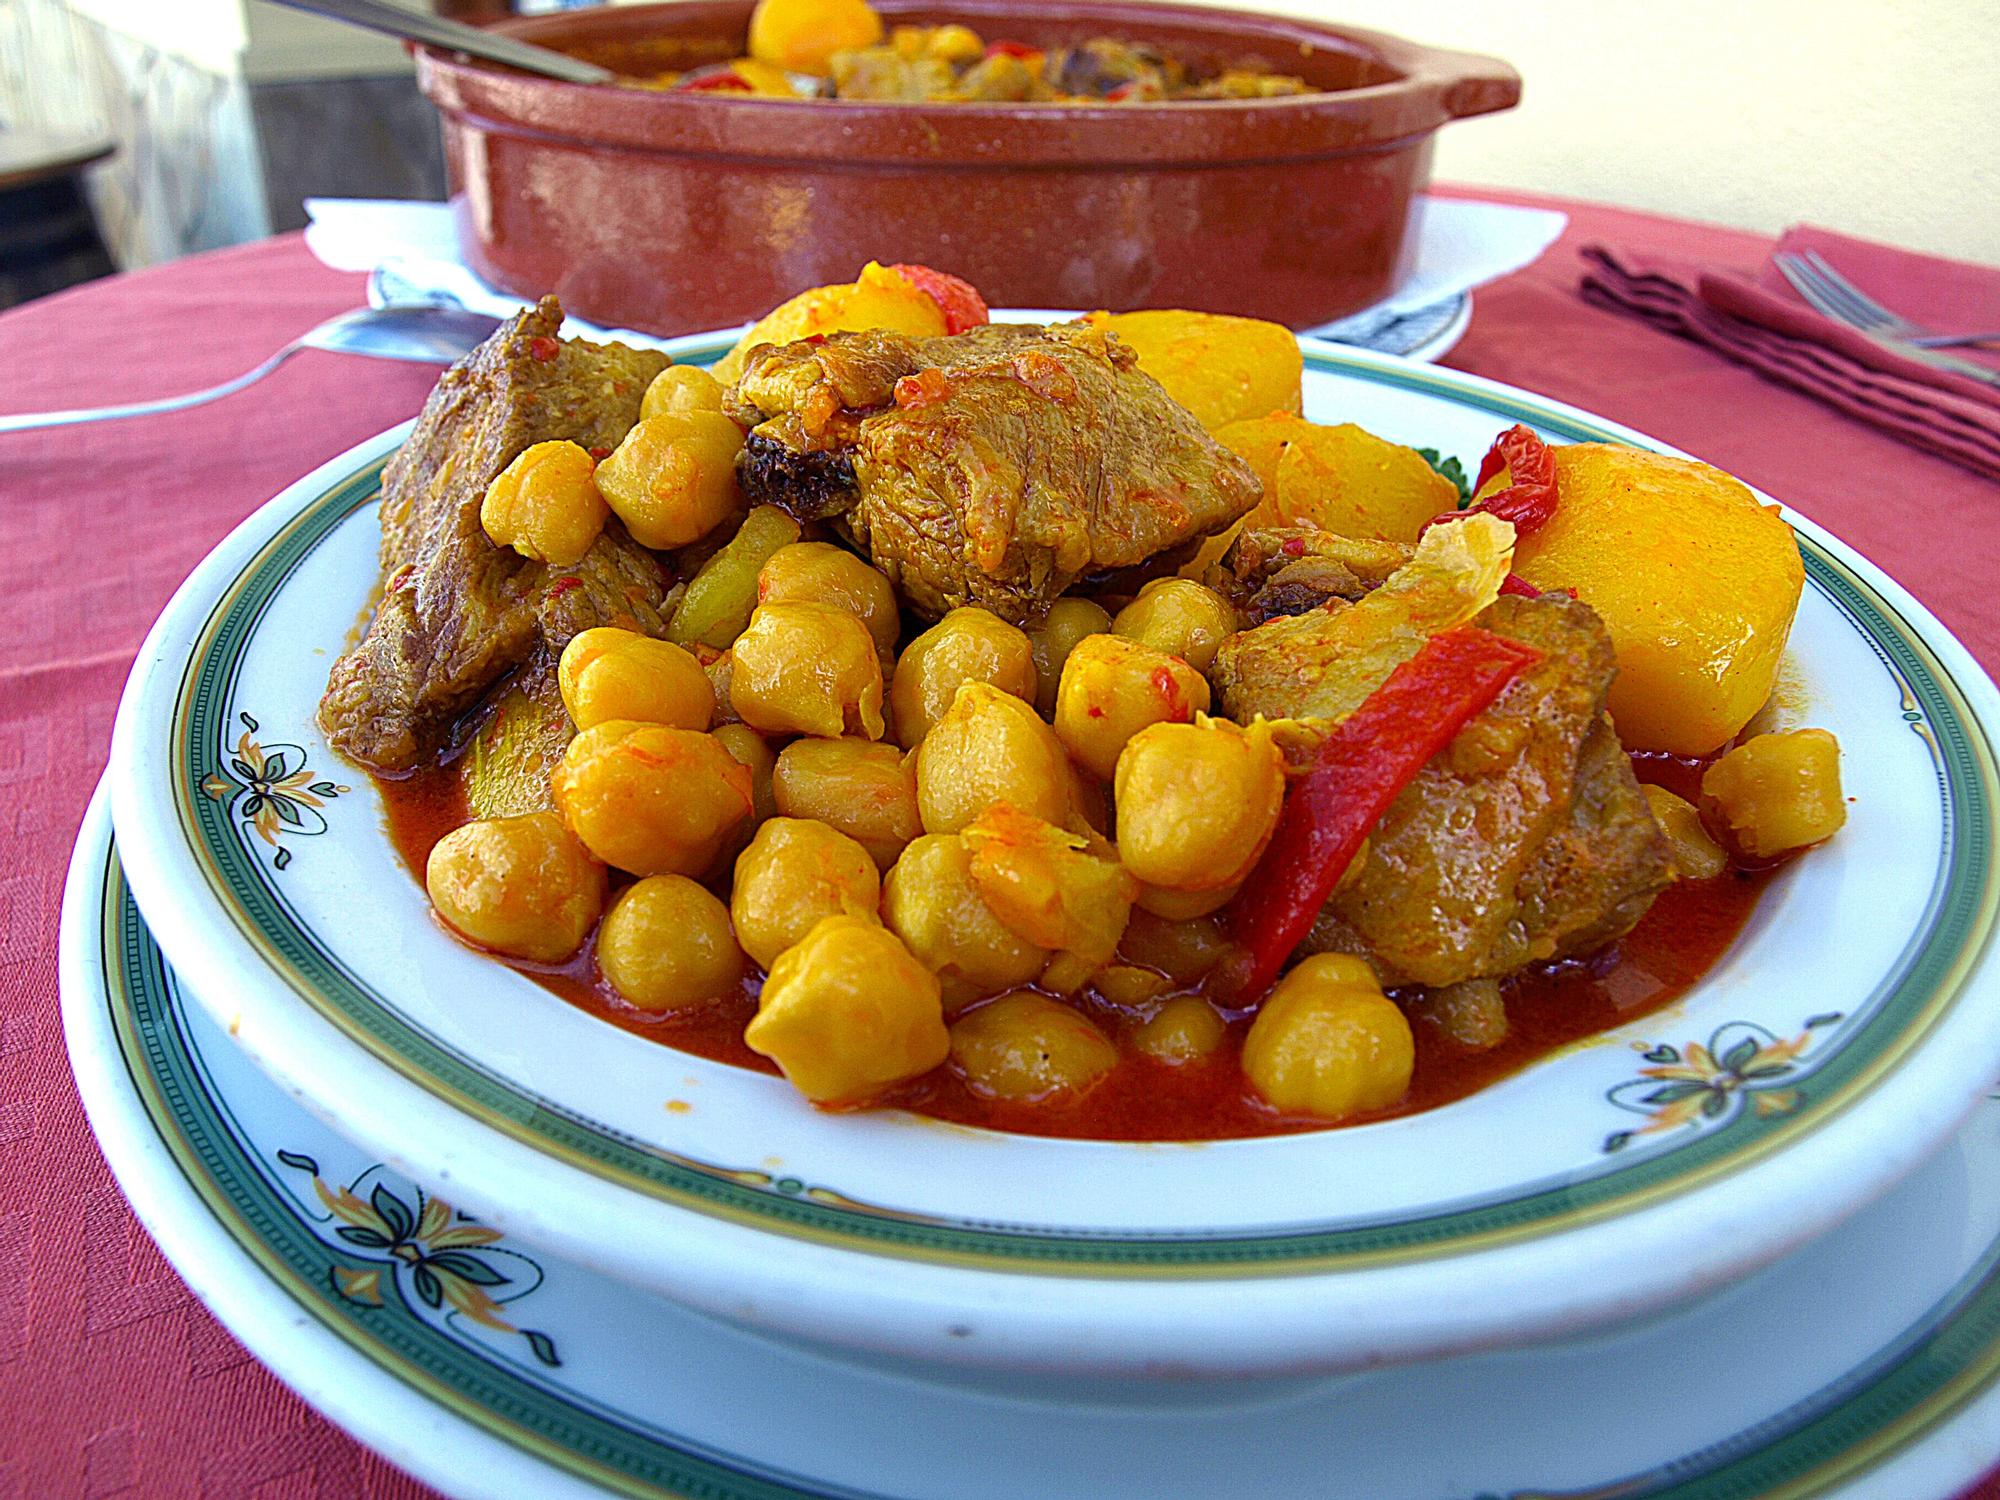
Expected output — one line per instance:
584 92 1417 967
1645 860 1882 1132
381 754 1768 1142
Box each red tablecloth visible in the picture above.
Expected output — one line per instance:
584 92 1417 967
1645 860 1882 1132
1 190 1995 1498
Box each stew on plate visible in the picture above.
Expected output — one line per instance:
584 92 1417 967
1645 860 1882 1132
320 261 1846 1141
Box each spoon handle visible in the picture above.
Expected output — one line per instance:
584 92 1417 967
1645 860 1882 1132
0 348 303 434
260 0 617 85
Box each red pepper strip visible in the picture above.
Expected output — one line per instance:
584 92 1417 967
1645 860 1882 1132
886 264 990 334
1226 626 1543 1000
679 71 753 92
1498 572 1541 598
984 38 1039 58
1434 423 1560 535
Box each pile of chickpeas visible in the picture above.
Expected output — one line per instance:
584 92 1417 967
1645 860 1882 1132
431 360 1425 1123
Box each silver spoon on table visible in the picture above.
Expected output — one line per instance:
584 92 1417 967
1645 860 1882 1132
0 305 500 434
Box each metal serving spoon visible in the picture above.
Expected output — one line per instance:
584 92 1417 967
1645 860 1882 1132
258 0 616 85
0 305 501 434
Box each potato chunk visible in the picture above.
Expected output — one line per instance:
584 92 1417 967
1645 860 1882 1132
949 993 1117 1103
745 916 947 1104
1242 954 1413 1119
715 260 941 383
1513 445 1804 755
1084 310 1302 432
1188 415 1459 576
1701 728 1846 858
426 811 604 963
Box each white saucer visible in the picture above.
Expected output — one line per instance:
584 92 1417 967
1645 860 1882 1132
62 783 2000 1500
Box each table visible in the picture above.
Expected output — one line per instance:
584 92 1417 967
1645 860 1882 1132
1 190 1994 1498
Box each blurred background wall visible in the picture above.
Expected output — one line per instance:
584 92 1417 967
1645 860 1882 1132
2 0 1994 273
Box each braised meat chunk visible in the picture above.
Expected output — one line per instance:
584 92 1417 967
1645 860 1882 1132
1217 592 1674 988
319 298 672 772
726 322 1260 624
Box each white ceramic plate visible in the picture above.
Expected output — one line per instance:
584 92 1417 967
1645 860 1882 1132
105 328 2000 1378
63 785 2000 1500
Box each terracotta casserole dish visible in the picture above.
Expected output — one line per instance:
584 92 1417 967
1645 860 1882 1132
416 0 1519 336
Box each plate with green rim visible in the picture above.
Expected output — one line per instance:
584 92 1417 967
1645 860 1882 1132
103 323 2000 1378
62 782 2000 1500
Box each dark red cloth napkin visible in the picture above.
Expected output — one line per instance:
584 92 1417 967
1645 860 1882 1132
1580 224 2000 481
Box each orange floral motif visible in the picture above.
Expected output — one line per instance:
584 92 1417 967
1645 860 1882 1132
1603 1014 1843 1153
201 713 347 869
277 1149 560 1366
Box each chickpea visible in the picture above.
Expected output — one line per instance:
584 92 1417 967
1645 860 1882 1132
598 875 744 1012
1112 578 1239 673
1054 633 1211 782
595 411 744 550
949 994 1117 1103
426 810 605 963
744 916 947 1104
748 0 884 76
1133 995 1227 1065
915 682 1070 834
698 646 740 726
1026 598 1111 715
731 602 886 739
1643 784 1728 880
480 440 606 567
1701 729 1846 859
641 364 727 420
883 834 1044 1010
1114 717 1284 893
557 627 713 732
730 817 881 970
551 720 753 876
889 608 1038 749
1118 908 1232 985
772 737 922 869
1092 964 1168 1008
961 804 1135 968
757 542 901 660
712 722 778 823
1065 760 1109 837
1242 954 1413 1120
1411 977 1507 1051
1134 881 1237 920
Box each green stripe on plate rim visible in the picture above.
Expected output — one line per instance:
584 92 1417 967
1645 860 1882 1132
99 840 2000 1500
163 342 2000 1273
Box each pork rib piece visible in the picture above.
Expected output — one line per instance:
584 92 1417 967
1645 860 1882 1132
725 322 1260 624
1215 591 1674 988
318 297 672 773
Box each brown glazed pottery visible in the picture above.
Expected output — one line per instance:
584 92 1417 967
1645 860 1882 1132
416 0 1519 335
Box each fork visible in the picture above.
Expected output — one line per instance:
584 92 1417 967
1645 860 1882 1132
1774 251 2000 387
0 304 500 434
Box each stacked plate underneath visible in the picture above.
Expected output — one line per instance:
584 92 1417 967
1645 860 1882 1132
67 328 2000 1500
